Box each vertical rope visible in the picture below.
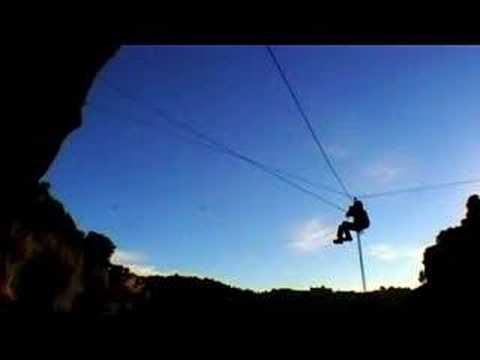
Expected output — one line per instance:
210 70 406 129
356 232 367 292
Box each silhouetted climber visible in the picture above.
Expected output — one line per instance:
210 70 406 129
334 198 370 244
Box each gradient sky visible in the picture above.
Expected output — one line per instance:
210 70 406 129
45 46 480 291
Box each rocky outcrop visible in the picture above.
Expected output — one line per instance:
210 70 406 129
2 44 119 214
417 194 479 310
1 42 119 312
0 182 115 313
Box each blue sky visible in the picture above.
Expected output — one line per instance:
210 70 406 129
45 46 480 291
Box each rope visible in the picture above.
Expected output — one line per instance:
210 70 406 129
101 80 346 212
357 179 480 200
90 100 347 201
356 232 367 292
266 46 353 200
271 168 351 199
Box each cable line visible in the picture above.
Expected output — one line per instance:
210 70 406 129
266 46 353 199
88 99 348 201
102 80 346 212
357 179 480 200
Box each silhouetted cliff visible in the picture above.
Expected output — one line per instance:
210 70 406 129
0 182 115 313
414 194 479 312
1 41 118 314
2 43 118 218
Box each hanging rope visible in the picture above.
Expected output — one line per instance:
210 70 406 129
356 232 367 292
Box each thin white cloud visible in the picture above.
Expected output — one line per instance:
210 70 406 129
368 244 398 261
126 264 167 277
289 219 335 254
111 250 146 265
365 161 403 185
368 244 426 263
111 249 176 277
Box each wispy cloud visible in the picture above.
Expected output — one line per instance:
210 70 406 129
368 244 398 261
125 264 169 277
289 219 335 254
111 249 176 277
111 250 146 264
365 161 403 185
368 244 425 263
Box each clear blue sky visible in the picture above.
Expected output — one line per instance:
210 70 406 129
45 46 480 291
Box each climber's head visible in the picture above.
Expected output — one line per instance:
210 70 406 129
353 197 364 209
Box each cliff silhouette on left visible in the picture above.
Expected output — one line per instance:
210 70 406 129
2 40 120 315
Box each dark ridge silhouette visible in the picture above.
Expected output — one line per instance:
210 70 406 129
1 178 477 315
412 194 479 313
103 271 412 316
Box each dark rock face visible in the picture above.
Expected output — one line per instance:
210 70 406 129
0 182 116 313
1 43 118 313
2 44 119 213
417 194 480 310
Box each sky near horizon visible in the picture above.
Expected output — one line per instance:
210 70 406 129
45 46 479 291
